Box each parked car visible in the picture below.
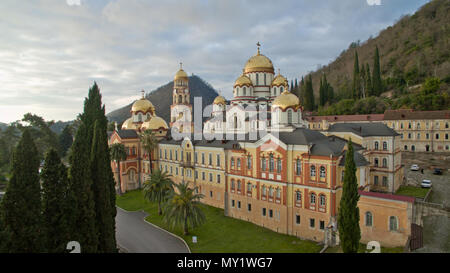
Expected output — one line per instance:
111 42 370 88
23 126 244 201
421 179 432 188
410 164 420 171
433 168 443 175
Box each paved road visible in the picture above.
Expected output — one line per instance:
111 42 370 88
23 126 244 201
115 207 190 253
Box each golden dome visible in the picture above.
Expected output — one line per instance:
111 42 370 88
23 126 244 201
121 118 140 130
234 74 253 87
141 116 168 131
244 47 274 73
271 72 288 87
272 91 301 110
175 63 188 80
131 97 154 113
213 95 226 105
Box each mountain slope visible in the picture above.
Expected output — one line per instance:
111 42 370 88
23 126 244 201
306 0 449 98
107 75 219 125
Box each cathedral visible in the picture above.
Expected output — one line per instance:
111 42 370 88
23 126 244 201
109 45 413 248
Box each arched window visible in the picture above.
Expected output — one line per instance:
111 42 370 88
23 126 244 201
129 169 135 182
262 185 267 196
276 188 281 199
389 216 398 231
247 155 252 169
374 141 379 150
243 87 247 96
319 195 326 206
296 159 302 175
320 166 326 178
231 158 235 168
277 158 282 173
310 193 316 204
237 158 241 168
269 187 273 197
365 212 373 226
178 95 183 103
269 154 274 172
247 183 252 192
261 157 266 171
287 110 293 124
295 191 302 202
256 74 259 85
382 158 387 168
310 165 316 177
138 113 142 122
237 180 241 191
280 86 284 92
383 141 388 151
231 179 235 190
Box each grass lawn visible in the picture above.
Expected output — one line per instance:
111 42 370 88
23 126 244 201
395 185 430 199
116 190 322 253
325 243 404 253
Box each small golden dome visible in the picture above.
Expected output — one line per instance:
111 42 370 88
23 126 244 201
213 95 226 105
244 47 274 73
121 118 140 130
271 72 288 87
174 69 188 80
131 97 154 113
141 116 168 131
234 74 253 87
272 91 301 110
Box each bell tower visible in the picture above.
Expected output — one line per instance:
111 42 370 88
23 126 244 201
170 62 192 134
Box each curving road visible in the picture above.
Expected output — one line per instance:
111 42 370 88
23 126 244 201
115 207 190 253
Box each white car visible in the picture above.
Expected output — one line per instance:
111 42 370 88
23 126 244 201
411 164 420 171
421 179 432 188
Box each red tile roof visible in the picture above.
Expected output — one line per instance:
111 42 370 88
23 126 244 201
383 109 450 120
358 190 415 203
305 114 384 122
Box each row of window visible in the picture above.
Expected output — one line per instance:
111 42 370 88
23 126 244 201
373 141 389 151
373 176 388 187
365 212 399 231
159 149 222 167
403 132 449 140
295 216 326 230
394 121 449 130
373 157 389 168
295 191 326 207
260 154 282 173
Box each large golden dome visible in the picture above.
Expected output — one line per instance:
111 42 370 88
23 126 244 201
244 49 274 73
121 117 140 130
272 91 301 110
141 116 168 131
271 73 288 87
234 74 253 87
131 97 154 113
213 95 226 105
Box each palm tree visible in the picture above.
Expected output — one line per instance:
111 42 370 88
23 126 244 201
163 181 205 235
143 169 174 215
140 129 158 175
110 143 127 195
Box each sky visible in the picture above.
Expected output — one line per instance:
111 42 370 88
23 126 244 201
0 0 430 123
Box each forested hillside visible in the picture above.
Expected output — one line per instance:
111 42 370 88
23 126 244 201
293 0 449 115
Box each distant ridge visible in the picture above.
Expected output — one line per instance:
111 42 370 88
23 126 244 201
107 75 219 125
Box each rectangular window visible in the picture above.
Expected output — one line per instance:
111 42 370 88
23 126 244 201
310 218 315 228
209 153 212 166
195 171 198 179
296 159 301 175
382 176 388 187
296 215 300 225
320 221 325 230
237 201 241 209
194 152 198 163
209 173 213 182
217 154 220 166
202 172 205 181
277 158 282 174
262 208 266 216
210 191 213 198
374 176 379 186
231 200 235 207
202 153 205 164
217 174 221 183
248 204 252 212
261 158 266 171
269 209 273 218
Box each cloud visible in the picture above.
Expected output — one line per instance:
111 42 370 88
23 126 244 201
0 0 429 123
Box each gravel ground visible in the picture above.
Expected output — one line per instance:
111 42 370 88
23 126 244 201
403 152 450 253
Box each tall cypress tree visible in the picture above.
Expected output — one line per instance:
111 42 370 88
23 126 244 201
0 129 45 253
67 122 98 253
372 46 383 96
360 64 366 98
41 148 71 253
319 76 324 106
352 51 361 99
338 139 361 253
366 63 373 96
59 125 73 157
90 120 117 252
304 75 315 111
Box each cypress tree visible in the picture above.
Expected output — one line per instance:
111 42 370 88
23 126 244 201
41 148 71 253
319 76 324 106
366 64 373 96
360 64 366 98
338 139 361 253
90 120 117 252
67 123 98 252
59 125 73 157
0 129 45 253
304 75 315 111
372 46 383 96
352 51 361 99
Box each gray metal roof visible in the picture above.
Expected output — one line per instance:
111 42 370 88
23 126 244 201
327 123 400 137
116 130 139 139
